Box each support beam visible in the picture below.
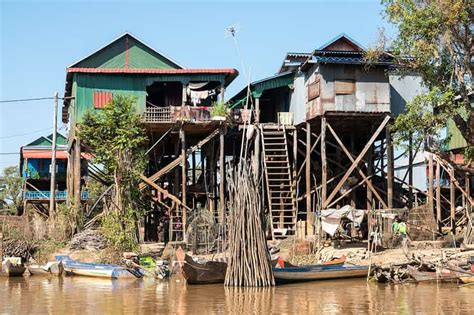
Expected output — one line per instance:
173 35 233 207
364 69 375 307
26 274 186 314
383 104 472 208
450 167 455 234
219 126 225 224
428 152 434 215
139 129 219 190
74 139 81 215
408 135 414 208
324 115 390 208
327 124 388 209
255 97 260 124
386 127 394 208
305 122 312 234
321 117 327 208
436 161 442 232
180 129 187 234
366 143 373 211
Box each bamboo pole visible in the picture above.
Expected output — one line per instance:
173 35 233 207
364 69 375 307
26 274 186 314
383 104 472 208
306 122 312 235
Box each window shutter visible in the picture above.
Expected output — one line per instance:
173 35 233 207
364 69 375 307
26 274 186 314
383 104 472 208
335 80 355 95
308 77 320 101
93 91 113 109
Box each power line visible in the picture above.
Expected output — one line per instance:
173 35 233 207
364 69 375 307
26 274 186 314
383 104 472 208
0 127 52 139
0 97 55 103
0 96 74 103
0 153 20 155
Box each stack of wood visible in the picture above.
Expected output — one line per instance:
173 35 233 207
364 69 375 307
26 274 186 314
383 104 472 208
224 160 275 287
2 239 35 262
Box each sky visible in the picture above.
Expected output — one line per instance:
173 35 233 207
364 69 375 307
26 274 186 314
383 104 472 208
0 0 394 171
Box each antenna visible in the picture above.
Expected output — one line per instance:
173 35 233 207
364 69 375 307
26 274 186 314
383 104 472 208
225 23 241 38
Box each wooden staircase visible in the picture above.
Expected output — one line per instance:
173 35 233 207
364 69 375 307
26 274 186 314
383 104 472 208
260 125 297 239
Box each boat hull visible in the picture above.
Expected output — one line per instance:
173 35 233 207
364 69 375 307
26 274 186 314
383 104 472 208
28 262 63 276
1 260 26 277
57 256 143 279
407 266 457 283
176 249 227 285
273 265 368 283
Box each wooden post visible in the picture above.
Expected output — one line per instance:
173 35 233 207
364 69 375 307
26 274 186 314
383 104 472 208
73 138 81 215
321 117 327 208
408 136 414 208
436 160 442 232
366 143 373 211
305 122 312 235
180 129 187 237
255 97 260 124
182 82 188 106
450 167 455 234
466 173 471 208
428 152 434 216
219 126 225 224
386 127 394 209
350 134 356 208
192 152 196 185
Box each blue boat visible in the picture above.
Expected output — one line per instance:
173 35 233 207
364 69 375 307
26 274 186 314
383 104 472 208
55 256 144 279
273 263 369 283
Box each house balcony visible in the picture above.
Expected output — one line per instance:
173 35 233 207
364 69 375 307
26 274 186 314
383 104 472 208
142 106 212 124
23 191 89 201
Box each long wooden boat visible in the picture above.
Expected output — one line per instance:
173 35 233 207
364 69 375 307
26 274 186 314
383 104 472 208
1 260 26 277
459 275 474 284
56 256 143 279
272 256 346 268
407 266 458 283
176 248 227 285
28 262 63 276
273 263 368 283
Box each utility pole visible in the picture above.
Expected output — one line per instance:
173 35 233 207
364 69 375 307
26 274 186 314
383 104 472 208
49 92 58 219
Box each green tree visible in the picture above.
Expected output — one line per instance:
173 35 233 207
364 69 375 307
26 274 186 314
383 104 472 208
0 166 23 214
78 95 147 249
382 0 473 158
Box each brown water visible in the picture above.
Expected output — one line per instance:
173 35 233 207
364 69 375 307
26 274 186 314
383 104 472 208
1 277 473 314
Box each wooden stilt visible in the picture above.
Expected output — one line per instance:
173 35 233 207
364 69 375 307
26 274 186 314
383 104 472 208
192 152 196 185
428 152 434 216
386 127 394 209
180 129 187 240
408 136 414 208
73 139 81 215
350 134 356 208
321 117 327 208
366 142 373 211
450 167 455 234
305 122 312 235
219 126 225 224
255 97 260 124
324 115 390 208
436 161 442 232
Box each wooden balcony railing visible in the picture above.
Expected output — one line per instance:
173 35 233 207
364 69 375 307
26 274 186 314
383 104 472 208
142 107 172 123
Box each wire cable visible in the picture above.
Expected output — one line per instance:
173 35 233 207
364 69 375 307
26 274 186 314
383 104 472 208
0 127 52 139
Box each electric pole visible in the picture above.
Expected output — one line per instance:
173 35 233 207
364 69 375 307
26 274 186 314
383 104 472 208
49 92 58 219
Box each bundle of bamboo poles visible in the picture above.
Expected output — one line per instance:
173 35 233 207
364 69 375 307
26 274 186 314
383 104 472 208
224 160 275 287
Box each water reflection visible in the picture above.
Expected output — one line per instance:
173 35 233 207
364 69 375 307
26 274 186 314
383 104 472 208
1 276 473 314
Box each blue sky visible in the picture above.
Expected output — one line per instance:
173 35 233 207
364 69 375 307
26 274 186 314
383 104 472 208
0 0 393 170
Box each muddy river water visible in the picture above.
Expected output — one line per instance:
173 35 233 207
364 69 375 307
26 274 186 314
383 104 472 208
1 277 473 314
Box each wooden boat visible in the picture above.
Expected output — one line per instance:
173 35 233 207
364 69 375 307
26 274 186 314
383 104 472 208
407 266 458 283
459 275 474 284
1 260 26 277
56 256 143 279
272 256 346 268
176 248 227 285
28 261 63 276
273 263 368 283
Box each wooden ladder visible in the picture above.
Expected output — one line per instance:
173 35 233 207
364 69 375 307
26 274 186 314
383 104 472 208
260 124 297 239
